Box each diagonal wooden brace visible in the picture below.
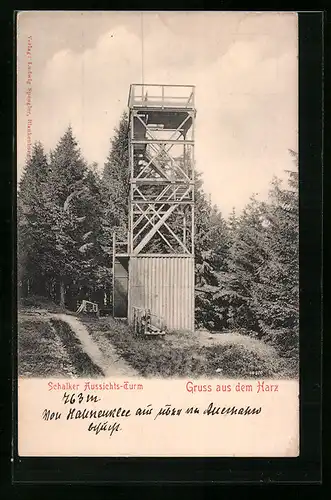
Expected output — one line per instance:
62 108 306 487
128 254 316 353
133 204 177 254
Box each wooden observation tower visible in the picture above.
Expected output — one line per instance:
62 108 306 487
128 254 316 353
113 84 196 332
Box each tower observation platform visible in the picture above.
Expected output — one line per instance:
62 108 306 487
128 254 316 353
113 84 196 332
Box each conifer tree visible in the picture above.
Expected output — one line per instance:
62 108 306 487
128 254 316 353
194 174 230 330
17 142 52 296
102 112 130 244
46 126 99 306
252 157 299 356
220 196 268 335
73 166 109 306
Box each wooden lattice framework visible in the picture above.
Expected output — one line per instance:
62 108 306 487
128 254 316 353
127 84 196 256
113 84 196 327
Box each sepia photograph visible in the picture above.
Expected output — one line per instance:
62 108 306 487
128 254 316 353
17 11 299 383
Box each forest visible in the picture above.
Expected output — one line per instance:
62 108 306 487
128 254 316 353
18 113 299 364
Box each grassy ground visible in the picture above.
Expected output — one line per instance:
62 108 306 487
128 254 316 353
18 315 78 377
18 298 103 377
81 315 298 379
18 296 298 379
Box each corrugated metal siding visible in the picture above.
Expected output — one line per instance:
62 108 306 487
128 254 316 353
129 256 195 332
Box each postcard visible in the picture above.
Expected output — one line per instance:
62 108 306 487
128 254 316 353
16 10 299 457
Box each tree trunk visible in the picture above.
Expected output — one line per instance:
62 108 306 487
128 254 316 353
34 277 46 297
21 280 29 298
49 279 57 301
60 280 65 308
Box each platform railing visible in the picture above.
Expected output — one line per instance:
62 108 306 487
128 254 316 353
128 84 195 109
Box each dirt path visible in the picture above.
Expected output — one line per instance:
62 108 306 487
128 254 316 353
52 313 138 377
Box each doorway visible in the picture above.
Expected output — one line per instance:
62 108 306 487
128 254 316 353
113 257 129 318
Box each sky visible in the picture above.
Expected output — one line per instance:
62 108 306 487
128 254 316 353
17 11 298 217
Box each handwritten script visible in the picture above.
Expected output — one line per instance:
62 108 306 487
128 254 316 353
19 378 299 456
41 382 269 438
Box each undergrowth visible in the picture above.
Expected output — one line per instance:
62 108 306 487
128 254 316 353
18 317 76 377
82 316 298 379
17 296 298 379
18 305 104 377
18 295 68 314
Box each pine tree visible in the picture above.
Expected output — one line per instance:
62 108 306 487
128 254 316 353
228 207 238 235
102 112 130 244
252 159 299 356
98 113 130 306
69 166 109 307
46 126 99 306
17 142 52 296
220 196 268 335
194 174 230 330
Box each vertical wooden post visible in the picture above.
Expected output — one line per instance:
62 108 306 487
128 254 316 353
129 112 134 254
183 210 187 247
112 232 116 317
127 255 131 324
191 107 195 255
146 308 151 335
